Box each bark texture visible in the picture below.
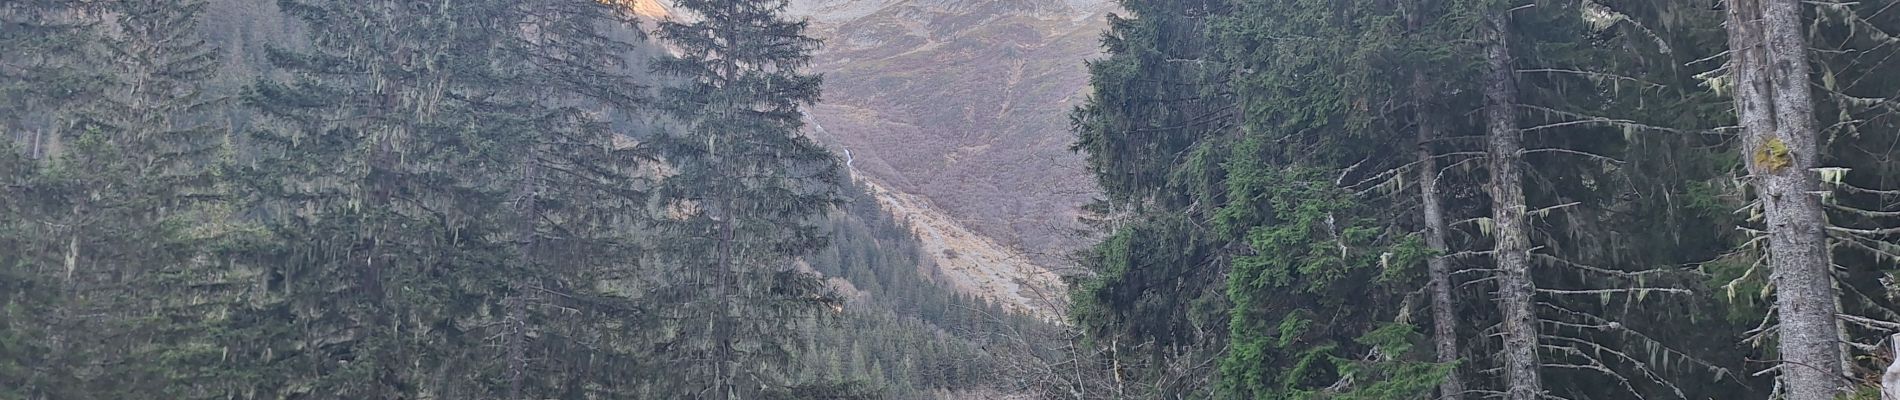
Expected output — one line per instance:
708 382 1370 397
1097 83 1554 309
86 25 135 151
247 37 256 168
1724 1 1845 398
1412 19 1466 396
1482 9 1542 400
1418 93 1466 400
1884 334 1900 400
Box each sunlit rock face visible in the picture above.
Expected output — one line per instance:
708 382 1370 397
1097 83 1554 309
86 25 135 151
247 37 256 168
602 0 671 18
785 0 1112 305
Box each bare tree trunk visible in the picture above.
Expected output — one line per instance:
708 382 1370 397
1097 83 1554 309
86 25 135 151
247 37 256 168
506 141 545 400
505 285 527 400
1725 1 1845 398
1410 2 1466 392
64 227 79 282
1416 70 1466 400
1482 9 1541 400
1884 333 1900 400
715 201 737 400
31 128 43 159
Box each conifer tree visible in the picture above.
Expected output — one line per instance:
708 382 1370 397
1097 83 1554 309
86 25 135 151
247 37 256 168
236 0 654 397
1068 0 1238 395
3 1 1046 399
1723 1 1847 398
1 0 103 157
1 3 101 398
65 1 238 397
647 0 845 397
1076 0 1462 397
1479 2 1544 398
1407 0 1466 396
1 0 236 397
1807 1 1900 395
237 2 494 394
1071 1 1770 399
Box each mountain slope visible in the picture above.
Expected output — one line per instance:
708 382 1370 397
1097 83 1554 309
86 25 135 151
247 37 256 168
855 176 1067 318
786 0 1111 312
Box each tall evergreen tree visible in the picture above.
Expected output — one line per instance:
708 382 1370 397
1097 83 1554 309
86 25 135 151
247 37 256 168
1724 1 1847 398
4 1 1061 399
65 1 238 397
1479 1 1544 398
1077 0 1458 398
647 0 845 397
235 0 653 397
1072 1 1775 399
1407 1 1466 396
1 0 104 157
1 3 99 397
2 0 236 398
1068 0 1238 396
1809 2 1900 396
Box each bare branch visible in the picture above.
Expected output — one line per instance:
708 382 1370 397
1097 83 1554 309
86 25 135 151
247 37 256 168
1522 148 1625 164
1536 287 1694 296
1532 253 1679 279
1545 334 1690 399
1518 68 1664 89
1519 104 1732 136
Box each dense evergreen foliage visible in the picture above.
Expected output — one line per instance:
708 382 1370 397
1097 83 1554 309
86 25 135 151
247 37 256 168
12 0 1900 399
1 0 1053 399
1071 0 1900 399
643 0 848 395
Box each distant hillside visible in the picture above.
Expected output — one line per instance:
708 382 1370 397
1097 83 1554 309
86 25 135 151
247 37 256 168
786 0 1111 279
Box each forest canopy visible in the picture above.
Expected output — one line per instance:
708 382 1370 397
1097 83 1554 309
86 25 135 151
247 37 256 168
1067 0 1900 399
8 0 1900 399
0 0 1057 399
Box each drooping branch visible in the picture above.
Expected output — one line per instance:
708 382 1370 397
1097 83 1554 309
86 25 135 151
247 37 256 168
1533 253 1680 279
1520 104 1734 136
1518 68 1666 90
1537 301 1737 379
1535 287 1694 296
1543 334 1690 399
1522 148 1626 164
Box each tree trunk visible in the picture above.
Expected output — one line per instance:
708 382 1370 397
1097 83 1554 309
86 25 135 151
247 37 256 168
64 227 79 282
715 200 737 400
1410 2 1465 394
506 214 533 400
1884 333 1900 400
507 141 543 400
1416 70 1466 400
505 285 527 400
1482 9 1542 400
1725 1 1845 398
31 128 43 159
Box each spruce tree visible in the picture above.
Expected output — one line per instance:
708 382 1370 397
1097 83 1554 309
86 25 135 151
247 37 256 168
1 0 104 157
1070 1 1765 399
1068 0 1238 396
236 0 654 397
68 1 237 397
1407 0 1466 395
1809 1 1900 395
0 3 100 398
237 1 485 394
1724 1 1847 398
1 0 236 398
1479 2 1544 398
455 2 654 398
647 0 844 396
